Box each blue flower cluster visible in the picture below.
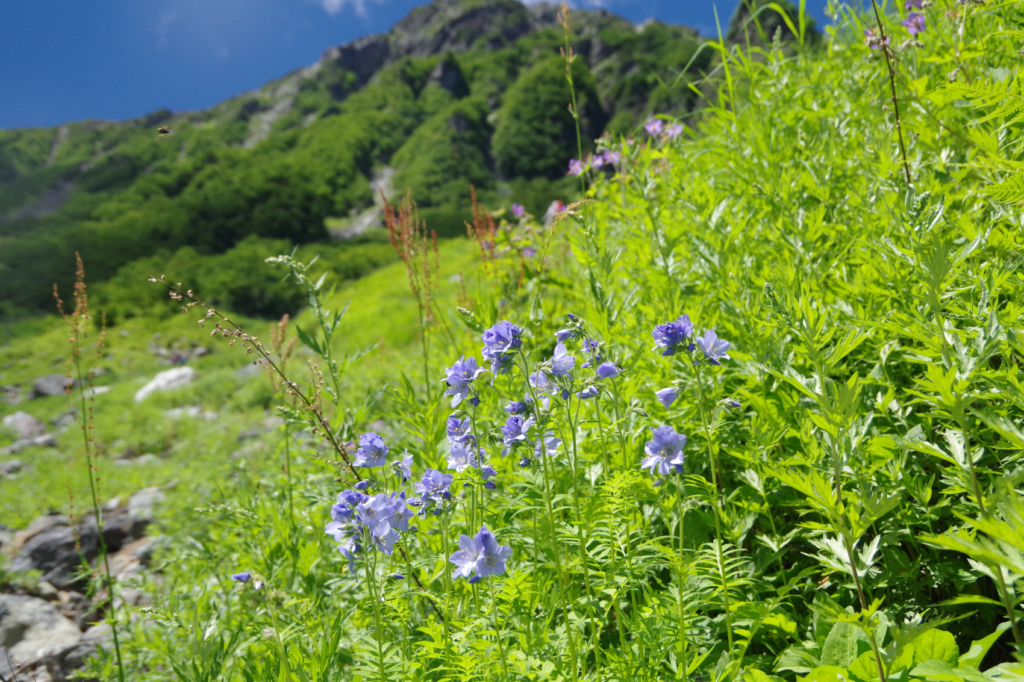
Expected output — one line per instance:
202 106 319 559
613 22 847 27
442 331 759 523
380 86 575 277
325 433 418 566
481 320 522 374
450 525 512 583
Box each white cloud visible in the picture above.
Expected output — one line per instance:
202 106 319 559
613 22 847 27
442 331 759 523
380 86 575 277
322 0 368 17
157 11 177 49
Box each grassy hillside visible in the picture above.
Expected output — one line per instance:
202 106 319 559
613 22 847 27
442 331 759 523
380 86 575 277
4 0 1024 681
0 0 776 316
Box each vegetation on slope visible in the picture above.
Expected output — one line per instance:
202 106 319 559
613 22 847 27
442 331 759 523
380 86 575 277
0 0 739 315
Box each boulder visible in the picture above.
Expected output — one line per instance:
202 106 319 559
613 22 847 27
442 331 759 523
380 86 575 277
0 595 82 679
134 366 195 402
30 374 74 400
11 510 133 589
2 411 47 439
1 385 22 405
0 434 58 455
0 459 25 476
127 488 165 537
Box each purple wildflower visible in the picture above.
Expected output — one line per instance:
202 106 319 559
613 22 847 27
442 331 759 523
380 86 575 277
534 432 562 459
396 451 413 483
231 572 251 583
370 521 399 556
504 400 528 416
449 526 511 580
644 118 664 136
482 321 522 375
443 356 487 407
446 414 474 445
596 362 619 379
696 329 731 365
568 158 585 176
501 415 534 455
512 203 525 218
551 342 576 377
902 11 925 35
354 432 388 468
655 387 679 409
578 385 599 400
652 314 694 356
666 123 684 139
448 440 482 472
591 153 606 168
641 425 687 477
522 246 536 258
604 150 621 165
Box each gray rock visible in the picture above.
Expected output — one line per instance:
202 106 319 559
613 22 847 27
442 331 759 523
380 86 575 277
2 412 47 439
0 595 82 679
12 510 133 589
0 434 58 455
1 385 22 405
0 459 25 476
30 375 75 400
43 640 99 682
127 488 165 537
134 366 195 402
112 453 159 467
0 522 12 549
50 409 77 429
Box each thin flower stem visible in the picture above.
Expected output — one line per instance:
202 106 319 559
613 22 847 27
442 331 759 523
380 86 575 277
869 0 913 186
366 549 388 682
562 397 602 673
516 353 580 682
676 484 689 682
488 580 512 682
265 588 294 682
439 512 454 668
689 358 734 650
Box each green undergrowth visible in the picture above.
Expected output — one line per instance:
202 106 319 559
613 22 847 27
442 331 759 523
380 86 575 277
3 2 1024 682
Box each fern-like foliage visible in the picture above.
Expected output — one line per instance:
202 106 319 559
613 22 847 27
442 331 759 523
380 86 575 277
949 77 1024 128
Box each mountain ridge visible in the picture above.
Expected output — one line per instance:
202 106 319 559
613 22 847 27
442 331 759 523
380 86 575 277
0 0 807 316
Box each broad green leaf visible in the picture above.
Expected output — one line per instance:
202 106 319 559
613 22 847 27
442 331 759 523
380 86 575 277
910 660 992 682
821 622 863 668
849 651 883 682
959 622 1011 670
911 630 960 668
802 666 850 682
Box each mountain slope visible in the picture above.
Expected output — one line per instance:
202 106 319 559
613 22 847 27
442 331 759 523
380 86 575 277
0 0 803 315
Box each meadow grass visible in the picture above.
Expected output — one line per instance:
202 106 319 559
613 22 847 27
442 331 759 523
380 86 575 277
3 2 1024 682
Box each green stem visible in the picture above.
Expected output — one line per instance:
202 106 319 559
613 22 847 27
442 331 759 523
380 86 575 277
489 580 511 682
72 359 125 682
266 589 294 681
366 550 388 682
676 485 689 682
517 353 580 682
689 359 734 650
439 513 454 669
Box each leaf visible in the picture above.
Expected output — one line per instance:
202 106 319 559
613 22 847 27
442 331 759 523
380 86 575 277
744 670 775 682
909 660 993 682
849 651 883 682
912 630 960 668
801 666 850 682
821 622 862 668
295 325 324 357
939 595 1003 608
959 622 1011 670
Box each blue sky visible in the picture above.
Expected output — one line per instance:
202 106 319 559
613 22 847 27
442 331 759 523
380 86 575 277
0 0 828 131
